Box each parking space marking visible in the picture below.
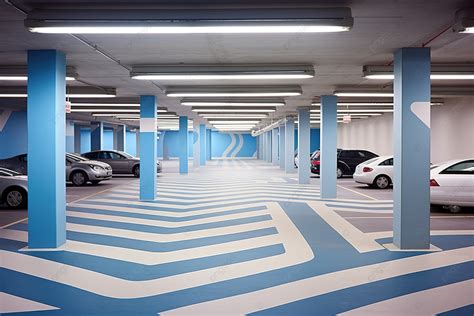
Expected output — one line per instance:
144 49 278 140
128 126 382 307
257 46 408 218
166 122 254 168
337 184 378 201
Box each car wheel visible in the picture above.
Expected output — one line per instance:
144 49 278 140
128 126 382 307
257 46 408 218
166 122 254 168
5 188 27 209
133 165 140 178
71 171 87 186
91 181 101 185
374 175 391 189
337 168 343 179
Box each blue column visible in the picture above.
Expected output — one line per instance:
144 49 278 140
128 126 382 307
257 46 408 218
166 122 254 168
91 121 103 151
135 129 140 157
65 120 74 153
179 116 188 174
27 49 66 249
279 125 285 169
285 118 295 173
116 124 126 152
272 128 279 165
261 133 266 161
74 124 81 153
139 96 157 201
298 108 310 184
320 95 338 199
193 121 200 168
393 48 431 250
206 128 212 160
266 131 272 163
199 124 206 165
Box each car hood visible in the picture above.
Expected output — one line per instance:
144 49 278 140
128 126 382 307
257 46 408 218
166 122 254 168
75 160 111 168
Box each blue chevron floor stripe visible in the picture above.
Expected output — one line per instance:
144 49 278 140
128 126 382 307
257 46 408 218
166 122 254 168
1 160 473 315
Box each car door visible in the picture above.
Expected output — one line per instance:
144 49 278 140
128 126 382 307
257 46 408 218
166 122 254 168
377 158 394 180
339 150 358 174
65 156 73 180
108 152 130 173
437 160 474 205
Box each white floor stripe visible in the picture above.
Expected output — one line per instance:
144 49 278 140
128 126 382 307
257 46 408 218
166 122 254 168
117 187 320 197
0 229 281 266
66 209 269 228
122 184 320 194
333 208 393 214
307 201 385 253
0 292 59 314
160 246 474 315
68 202 267 218
367 230 474 240
0 203 313 298
66 220 274 243
339 279 474 315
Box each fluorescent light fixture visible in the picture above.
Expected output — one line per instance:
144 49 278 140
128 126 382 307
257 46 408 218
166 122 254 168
334 92 394 97
181 98 285 106
0 65 77 81
312 102 394 106
131 64 314 80
0 86 116 98
200 114 268 118
25 8 353 34
364 65 474 80
72 103 140 107
311 109 394 113
208 120 260 124
453 8 474 33
166 86 302 97
193 108 276 113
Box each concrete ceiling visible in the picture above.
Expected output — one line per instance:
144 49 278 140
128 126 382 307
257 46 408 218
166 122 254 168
0 0 473 128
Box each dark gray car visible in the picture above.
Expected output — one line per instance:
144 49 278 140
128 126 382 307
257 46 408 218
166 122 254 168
0 153 112 186
82 150 162 177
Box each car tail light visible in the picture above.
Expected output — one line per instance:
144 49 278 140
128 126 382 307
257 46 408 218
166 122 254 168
362 167 373 173
311 160 320 166
430 179 440 187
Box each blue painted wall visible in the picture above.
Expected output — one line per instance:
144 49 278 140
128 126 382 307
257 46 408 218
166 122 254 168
210 131 257 158
162 131 194 158
126 131 137 156
80 128 91 153
294 128 320 153
103 128 114 150
0 110 28 159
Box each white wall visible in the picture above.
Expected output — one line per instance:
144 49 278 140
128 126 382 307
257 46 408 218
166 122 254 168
337 97 474 164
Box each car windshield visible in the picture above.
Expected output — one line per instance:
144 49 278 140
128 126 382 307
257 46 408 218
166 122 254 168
311 151 320 160
363 157 379 165
0 167 21 176
67 153 88 162
118 151 135 159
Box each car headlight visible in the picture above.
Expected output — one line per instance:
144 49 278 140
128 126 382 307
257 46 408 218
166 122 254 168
90 165 104 171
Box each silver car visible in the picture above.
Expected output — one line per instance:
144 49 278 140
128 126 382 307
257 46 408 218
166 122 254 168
0 153 112 186
82 150 162 177
0 167 28 209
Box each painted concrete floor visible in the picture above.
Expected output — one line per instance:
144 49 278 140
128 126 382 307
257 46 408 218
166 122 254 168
0 160 473 315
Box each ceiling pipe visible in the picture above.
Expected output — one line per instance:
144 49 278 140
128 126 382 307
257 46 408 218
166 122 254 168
251 119 286 137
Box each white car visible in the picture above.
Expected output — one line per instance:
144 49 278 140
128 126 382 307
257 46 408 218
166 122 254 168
430 159 474 212
353 156 393 189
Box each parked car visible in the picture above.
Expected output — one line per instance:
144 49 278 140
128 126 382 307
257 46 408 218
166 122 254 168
66 153 112 186
0 167 28 209
294 150 317 168
353 156 393 189
430 159 474 212
0 153 112 186
82 150 162 177
311 149 379 178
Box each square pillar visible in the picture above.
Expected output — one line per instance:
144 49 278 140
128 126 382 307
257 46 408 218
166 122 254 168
193 121 200 168
179 116 188 174
266 131 272 163
139 96 157 201
135 129 140 157
285 118 296 173
116 124 126 152
27 49 66 249
393 47 431 250
74 123 81 153
320 95 338 199
65 120 74 153
297 108 310 184
200 124 206 166
272 128 279 165
206 128 212 160
279 125 285 169
261 133 266 161
91 121 103 151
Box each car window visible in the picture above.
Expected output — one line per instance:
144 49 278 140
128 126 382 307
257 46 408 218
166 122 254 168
109 152 125 160
97 152 111 159
0 170 12 176
379 158 393 166
339 150 351 158
441 160 474 175
119 151 134 159
20 155 27 162
84 152 97 159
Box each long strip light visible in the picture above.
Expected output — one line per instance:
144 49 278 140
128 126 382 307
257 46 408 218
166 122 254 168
312 102 394 106
0 76 75 81
363 65 474 80
208 120 260 124
311 109 393 113
200 114 268 118
193 108 276 113
0 86 116 98
25 8 353 34
0 65 77 81
334 92 394 97
131 64 314 80
181 99 285 107
166 86 302 97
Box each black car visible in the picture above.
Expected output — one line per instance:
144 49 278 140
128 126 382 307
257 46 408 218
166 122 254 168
311 149 378 178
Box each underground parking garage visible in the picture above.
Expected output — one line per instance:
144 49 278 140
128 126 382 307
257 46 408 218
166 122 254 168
0 1 473 315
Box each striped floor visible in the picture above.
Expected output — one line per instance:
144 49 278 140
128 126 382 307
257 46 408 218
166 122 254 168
1 160 473 315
